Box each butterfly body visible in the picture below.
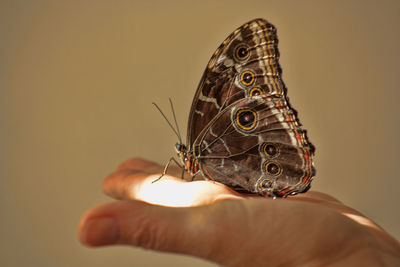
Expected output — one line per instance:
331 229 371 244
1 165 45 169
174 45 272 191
176 18 315 197
175 143 199 176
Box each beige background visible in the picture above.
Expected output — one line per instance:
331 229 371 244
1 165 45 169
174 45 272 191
1 0 399 266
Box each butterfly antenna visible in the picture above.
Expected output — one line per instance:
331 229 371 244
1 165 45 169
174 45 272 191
152 102 181 141
169 98 182 144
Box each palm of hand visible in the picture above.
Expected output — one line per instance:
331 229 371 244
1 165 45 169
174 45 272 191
79 158 400 267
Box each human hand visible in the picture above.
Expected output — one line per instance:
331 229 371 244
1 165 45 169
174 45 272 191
78 158 400 266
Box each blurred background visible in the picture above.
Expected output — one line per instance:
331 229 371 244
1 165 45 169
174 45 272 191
1 0 399 266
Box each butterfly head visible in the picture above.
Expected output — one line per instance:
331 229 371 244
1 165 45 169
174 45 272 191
174 142 187 164
174 143 186 154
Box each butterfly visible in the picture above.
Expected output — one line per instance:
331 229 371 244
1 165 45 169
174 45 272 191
158 18 315 198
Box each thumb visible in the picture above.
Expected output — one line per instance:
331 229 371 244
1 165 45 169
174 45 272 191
78 200 226 262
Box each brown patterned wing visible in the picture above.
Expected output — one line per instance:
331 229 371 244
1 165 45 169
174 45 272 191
187 18 285 147
186 18 315 197
193 96 315 197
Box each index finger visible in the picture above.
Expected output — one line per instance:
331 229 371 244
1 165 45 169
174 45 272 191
102 157 244 207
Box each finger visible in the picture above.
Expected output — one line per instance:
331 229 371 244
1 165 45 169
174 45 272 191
78 199 285 266
103 157 182 200
78 200 180 247
104 159 243 206
105 171 243 206
78 200 230 261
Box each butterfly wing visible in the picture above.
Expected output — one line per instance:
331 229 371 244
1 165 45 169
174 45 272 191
187 18 284 146
187 18 315 197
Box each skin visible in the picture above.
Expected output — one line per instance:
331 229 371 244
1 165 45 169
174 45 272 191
78 158 400 266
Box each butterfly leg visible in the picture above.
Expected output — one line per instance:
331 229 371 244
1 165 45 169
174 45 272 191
180 168 185 180
190 173 197 181
152 157 183 183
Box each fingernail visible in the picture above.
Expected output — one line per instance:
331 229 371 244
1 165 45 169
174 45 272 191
81 217 119 246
